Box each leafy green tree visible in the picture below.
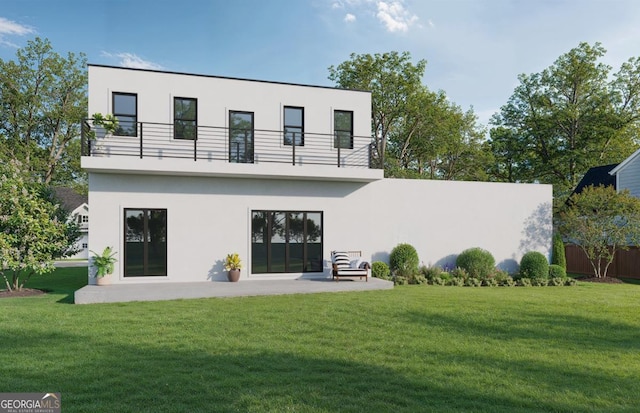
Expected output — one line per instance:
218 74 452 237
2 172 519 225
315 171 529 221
0 37 87 186
558 185 640 278
387 85 490 181
328 51 426 168
489 42 640 199
0 160 73 291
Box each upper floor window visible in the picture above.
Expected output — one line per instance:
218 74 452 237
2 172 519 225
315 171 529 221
81 215 89 223
334 110 353 149
229 111 254 163
112 93 137 136
284 106 304 146
174 97 197 140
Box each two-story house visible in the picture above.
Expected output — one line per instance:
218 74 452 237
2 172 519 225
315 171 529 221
83 65 552 285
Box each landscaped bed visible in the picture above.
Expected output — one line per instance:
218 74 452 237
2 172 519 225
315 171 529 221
1 267 639 412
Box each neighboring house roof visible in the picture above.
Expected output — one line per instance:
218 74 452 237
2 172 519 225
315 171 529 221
609 147 640 175
570 164 618 198
51 187 88 213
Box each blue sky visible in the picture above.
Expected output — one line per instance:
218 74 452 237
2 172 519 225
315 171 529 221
2 0 640 127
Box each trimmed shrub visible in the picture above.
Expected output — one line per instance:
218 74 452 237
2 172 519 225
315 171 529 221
372 261 391 280
450 267 469 280
389 243 419 273
531 277 549 286
420 265 442 281
430 276 445 286
565 277 578 286
548 264 567 279
493 270 511 285
517 277 532 287
464 277 482 287
448 276 465 287
456 248 495 279
549 277 566 286
519 251 549 279
551 233 567 270
502 277 516 287
482 278 498 287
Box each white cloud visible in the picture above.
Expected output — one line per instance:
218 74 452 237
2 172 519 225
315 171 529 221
376 1 418 33
101 52 163 70
344 13 356 22
0 17 35 47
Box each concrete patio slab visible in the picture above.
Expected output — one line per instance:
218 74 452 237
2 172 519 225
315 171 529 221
74 277 394 304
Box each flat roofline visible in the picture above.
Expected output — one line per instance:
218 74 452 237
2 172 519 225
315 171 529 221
87 64 371 94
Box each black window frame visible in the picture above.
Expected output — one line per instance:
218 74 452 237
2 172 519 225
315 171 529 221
174 97 198 140
123 208 167 277
251 210 323 274
112 92 138 137
334 110 354 149
283 106 304 146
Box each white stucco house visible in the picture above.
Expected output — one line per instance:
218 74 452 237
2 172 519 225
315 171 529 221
82 64 552 285
610 148 640 197
52 187 89 259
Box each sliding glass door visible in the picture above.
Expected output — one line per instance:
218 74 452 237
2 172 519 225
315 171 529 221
124 208 167 277
251 210 323 273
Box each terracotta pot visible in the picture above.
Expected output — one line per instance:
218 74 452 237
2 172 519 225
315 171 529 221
96 274 112 286
227 269 241 282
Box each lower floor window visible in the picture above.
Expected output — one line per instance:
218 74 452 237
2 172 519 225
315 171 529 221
251 210 323 273
124 208 167 277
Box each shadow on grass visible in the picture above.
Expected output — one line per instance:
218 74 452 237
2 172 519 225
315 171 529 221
0 325 615 413
403 310 640 352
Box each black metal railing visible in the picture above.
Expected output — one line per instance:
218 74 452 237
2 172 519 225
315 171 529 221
81 119 380 169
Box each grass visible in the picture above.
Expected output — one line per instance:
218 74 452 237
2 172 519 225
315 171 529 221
1 268 639 412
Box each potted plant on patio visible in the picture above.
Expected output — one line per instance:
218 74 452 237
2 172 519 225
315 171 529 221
224 253 242 282
90 246 117 286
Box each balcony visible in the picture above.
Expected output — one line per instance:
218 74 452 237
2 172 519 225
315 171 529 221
81 120 383 182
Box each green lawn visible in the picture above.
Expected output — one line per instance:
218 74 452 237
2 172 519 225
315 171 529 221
1 268 639 412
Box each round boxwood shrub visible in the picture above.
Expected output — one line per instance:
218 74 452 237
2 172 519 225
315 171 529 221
520 251 549 279
548 264 567 279
389 243 419 273
455 248 495 279
371 261 391 280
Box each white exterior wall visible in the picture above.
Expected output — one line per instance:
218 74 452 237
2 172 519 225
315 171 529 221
88 65 371 141
616 157 640 197
88 172 552 284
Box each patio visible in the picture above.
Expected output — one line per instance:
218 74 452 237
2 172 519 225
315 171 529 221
74 277 393 304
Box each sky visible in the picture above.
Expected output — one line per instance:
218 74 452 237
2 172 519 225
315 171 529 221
1 0 640 127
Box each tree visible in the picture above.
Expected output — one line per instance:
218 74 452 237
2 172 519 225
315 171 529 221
557 185 640 278
386 86 490 180
0 160 74 291
0 37 87 186
489 42 640 199
328 51 426 168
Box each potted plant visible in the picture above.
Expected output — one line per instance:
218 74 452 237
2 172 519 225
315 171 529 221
224 253 242 282
90 246 117 286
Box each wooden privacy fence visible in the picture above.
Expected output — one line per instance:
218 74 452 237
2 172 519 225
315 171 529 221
565 244 640 278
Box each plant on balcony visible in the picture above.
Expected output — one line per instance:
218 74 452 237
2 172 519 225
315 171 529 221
90 246 117 285
91 113 119 136
224 253 242 282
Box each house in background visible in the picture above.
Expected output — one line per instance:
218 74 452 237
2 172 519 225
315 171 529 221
82 65 552 285
570 163 618 197
52 187 89 259
609 148 640 197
